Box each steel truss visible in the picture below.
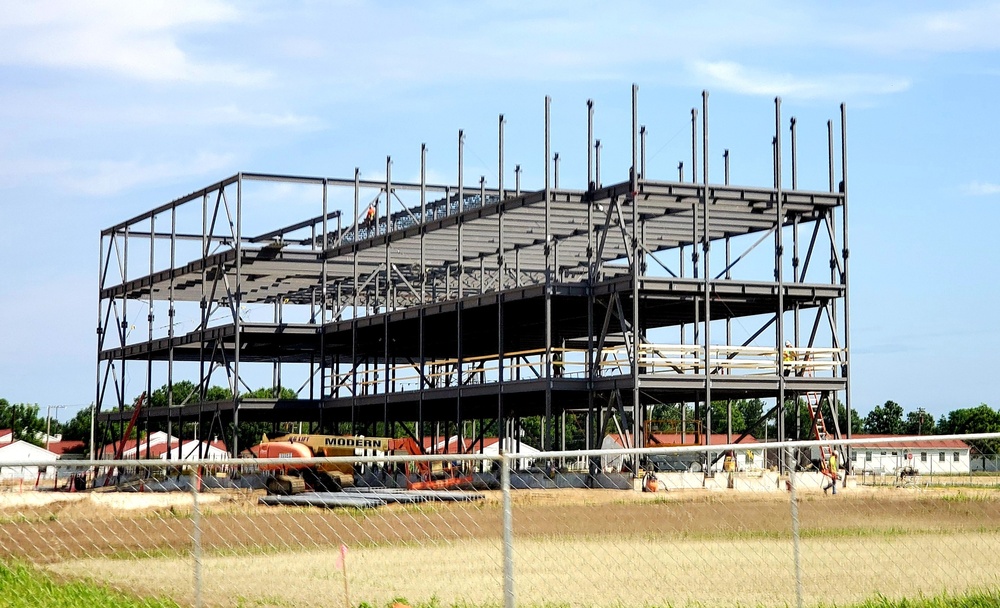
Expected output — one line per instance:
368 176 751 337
96 87 851 475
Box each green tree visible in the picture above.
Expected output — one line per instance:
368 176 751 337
61 407 92 442
901 407 935 435
0 399 46 446
783 398 814 440
864 400 904 434
243 386 297 400
147 380 199 408
733 398 765 437
205 385 233 402
835 405 862 435
937 403 1000 454
709 400 746 435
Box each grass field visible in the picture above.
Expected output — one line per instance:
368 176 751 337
4 560 1000 608
3 487 1000 608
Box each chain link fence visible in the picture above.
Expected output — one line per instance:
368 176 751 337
2 434 1000 608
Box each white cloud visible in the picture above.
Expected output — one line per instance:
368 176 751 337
963 181 1000 196
837 4 1000 54
202 106 323 130
691 60 911 101
64 151 235 196
0 0 267 85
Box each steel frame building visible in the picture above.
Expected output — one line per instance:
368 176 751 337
95 87 852 468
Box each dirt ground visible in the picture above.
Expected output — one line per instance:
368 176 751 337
4 486 1000 607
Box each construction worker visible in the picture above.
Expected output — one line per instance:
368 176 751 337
363 203 376 231
782 340 795 376
823 450 839 495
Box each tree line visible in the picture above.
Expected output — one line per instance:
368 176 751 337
2 392 998 455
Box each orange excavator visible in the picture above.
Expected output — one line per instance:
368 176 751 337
389 436 473 491
249 434 472 494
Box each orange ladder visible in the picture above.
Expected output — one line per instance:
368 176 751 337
805 391 835 476
102 392 146 487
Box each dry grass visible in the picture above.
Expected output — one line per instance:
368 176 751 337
43 527 1000 607
10 487 1000 607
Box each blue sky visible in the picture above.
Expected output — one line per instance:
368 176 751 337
1 1 998 423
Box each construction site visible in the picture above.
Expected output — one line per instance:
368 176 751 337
94 86 852 489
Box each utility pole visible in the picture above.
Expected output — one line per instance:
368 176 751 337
45 405 66 451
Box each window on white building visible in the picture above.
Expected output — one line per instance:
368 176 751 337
953 452 960 462
891 451 898 456
920 452 927 462
866 451 872 462
939 452 945 462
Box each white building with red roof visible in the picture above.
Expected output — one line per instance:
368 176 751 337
844 435 971 475
0 438 58 481
100 431 228 461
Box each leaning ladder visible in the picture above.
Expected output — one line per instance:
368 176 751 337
102 391 146 487
805 391 835 477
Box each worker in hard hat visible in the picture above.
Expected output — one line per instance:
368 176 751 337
782 340 796 376
363 203 377 232
823 451 839 495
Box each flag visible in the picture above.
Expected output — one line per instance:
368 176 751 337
335 543 348 570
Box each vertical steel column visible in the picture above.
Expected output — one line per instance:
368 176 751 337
689 106 699 438
458 130 465 300
384 158 392 430
499 115 505 202
791 118 800 299
479 177 487 293
456 132 466 437
320 179 328 405
586 99 596 453
828 119 838 346
774 100 786 454
167 206 177 459
702 90 712 455
120 227 128 425
840 103 853 457
145 215 155 458
640 125 647 178
497 288 505 452
272 301 280 393
92 236 104 462
496 115 507 449
691 110 698 185
498 118 506 291
724 149 731 356
515 165 521 197
790 118 800 440
199 194 208 404
595 140 602 188
543 95 552 452
679 158 685 347
419 144 427 447
233 174 243 455
630 84 641 450
587 101 594 187
351 169 360 431
827 119 842 458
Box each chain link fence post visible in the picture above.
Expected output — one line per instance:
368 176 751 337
191 467 202 608
787 445 803 608
501 452 515 608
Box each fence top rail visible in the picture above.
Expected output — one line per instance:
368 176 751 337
8 433 998 470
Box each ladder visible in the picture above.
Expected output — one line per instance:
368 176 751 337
102 392 146 488
805 391 835 477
